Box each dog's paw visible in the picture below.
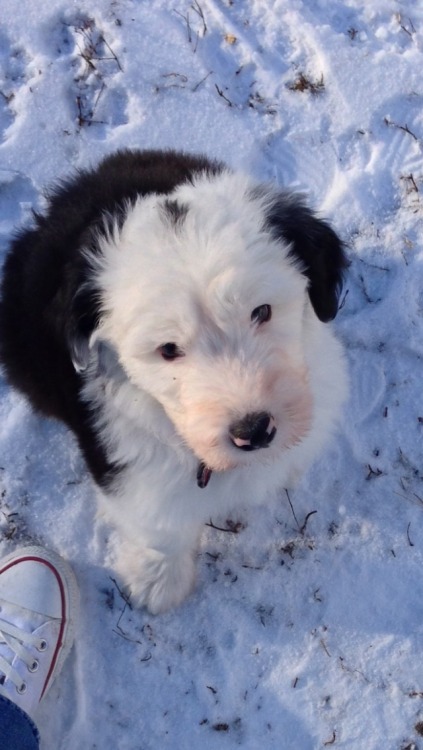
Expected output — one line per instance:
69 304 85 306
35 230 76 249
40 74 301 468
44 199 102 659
115 544 196 615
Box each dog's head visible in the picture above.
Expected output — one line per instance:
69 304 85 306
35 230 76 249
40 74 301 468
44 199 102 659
69 170 346 480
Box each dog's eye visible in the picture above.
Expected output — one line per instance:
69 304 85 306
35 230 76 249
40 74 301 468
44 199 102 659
158 343 185 361
251 304 272 325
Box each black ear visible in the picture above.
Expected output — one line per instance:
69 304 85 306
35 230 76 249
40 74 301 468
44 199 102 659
265 194 347 322
46 262 100 373
66 285 100 372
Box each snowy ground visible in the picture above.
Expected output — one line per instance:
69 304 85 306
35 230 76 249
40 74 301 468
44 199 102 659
1 1 423 748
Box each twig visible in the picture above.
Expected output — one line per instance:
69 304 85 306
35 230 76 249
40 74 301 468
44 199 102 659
320 638 331 657
205 551 220 561
75 25 122 74
285 489 301 532
300 510 317 535
215 83 233 107
158 73 189 91
206 519 243 533
75 82 106 128
110 576 132 608
112 624 143 645
192 70 212 92
323 730 337 746
402 173 419 193
91 80 106 120
407 522 414 547
191 1 207 36
384 117 418 142
174 9 193 44
358 274 381 304
366 464 383 480
0 90 14 104
76 95 85 127
162 72 188 83
100 33 123 72
397 14 416 37
339 657 370 682
357 257 390 273
394 490 423 508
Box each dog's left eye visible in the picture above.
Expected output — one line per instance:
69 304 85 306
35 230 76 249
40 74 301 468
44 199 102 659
251 304 272 325
158 343 185 361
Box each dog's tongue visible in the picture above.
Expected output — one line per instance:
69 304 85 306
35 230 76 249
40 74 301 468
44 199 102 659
197 462 212 488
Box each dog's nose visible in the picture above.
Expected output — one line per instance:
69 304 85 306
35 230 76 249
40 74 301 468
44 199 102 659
229 412 277 451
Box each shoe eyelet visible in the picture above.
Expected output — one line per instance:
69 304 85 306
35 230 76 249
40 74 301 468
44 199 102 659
17 682 27 694
37 639 47 652
28 659 39 673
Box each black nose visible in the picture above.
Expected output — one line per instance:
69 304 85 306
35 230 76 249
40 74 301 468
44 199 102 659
229 412 277 451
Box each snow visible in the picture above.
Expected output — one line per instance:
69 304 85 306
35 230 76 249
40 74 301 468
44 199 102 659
0 1 422 748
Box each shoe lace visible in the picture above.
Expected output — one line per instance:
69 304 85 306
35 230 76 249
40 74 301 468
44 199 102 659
0 614 46 692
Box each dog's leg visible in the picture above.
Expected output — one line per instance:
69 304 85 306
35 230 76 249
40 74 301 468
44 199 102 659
113 533 199 614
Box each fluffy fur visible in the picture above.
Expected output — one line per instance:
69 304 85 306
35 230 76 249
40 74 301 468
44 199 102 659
0 149 348 614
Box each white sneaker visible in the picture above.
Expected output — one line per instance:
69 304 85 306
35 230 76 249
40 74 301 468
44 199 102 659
0 546 79 720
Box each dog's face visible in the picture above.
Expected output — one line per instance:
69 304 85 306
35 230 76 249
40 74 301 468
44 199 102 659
76 172 344 476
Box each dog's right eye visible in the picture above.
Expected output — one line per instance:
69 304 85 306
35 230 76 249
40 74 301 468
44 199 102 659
251 304 272 325
158 343 185 361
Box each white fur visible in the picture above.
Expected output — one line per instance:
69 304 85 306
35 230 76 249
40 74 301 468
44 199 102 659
81 171 348 614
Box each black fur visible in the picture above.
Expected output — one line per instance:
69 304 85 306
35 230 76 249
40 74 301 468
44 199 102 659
0 149 223 486
162 199 189 227
265 195 347 322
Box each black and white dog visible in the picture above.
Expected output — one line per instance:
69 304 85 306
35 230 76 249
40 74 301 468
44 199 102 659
0 150 348 613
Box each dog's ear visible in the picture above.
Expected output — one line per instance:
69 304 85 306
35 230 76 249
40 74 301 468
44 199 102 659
265 195 347 322
66 286 100 373
46 264 100 373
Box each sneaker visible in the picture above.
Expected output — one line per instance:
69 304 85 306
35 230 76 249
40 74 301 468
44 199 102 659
0 546 79 720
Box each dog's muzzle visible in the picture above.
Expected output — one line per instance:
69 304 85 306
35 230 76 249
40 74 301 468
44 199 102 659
229 411 277 451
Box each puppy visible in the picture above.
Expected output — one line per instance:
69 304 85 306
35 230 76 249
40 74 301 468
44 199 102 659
0 149 348 613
